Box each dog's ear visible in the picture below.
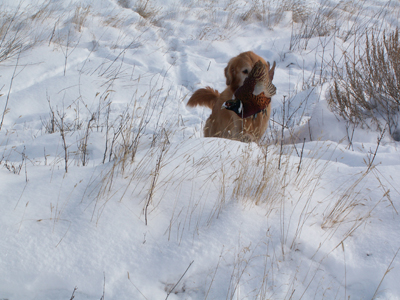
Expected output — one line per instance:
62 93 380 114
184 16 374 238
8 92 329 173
269 61 276 82
224 64 232 86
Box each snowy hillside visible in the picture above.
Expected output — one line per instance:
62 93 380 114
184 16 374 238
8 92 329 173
1 0 400 299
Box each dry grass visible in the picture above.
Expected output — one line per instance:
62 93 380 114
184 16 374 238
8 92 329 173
0 1 62 64
328 29 400 141
71 5 90 32
134 0 159 20
119 0 162 27
0 8 34 63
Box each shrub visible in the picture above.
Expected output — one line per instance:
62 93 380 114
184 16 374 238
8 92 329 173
328 28 400 141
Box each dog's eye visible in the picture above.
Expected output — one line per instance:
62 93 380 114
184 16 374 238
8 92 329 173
242 69 249 74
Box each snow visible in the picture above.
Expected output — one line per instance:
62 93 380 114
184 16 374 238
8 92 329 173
0 0 400 299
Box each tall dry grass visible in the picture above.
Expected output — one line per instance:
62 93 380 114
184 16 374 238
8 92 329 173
328 29 400 141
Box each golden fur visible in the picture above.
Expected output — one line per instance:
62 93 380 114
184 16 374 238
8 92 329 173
187 51 275 142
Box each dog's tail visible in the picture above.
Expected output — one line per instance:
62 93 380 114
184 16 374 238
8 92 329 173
187 87 220 110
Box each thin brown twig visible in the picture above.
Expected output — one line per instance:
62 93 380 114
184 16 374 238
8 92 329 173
367 127 386 172
0 45 22 131
165 260 194 300
372 247 400 299
297 138 306 173
127 272 149 300
69 286 78 300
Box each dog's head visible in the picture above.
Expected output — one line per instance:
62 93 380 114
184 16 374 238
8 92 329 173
224 51 275 92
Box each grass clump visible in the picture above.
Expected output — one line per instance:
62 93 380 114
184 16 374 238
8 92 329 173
71 5 90 32
328 29 400 141
0 8 32 63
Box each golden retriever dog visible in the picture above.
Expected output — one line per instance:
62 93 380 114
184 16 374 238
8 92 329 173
187 51 276 142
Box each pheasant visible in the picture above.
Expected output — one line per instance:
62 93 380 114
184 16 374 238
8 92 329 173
222 60 276 119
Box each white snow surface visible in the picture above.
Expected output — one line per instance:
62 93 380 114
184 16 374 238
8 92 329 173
0 0 400 299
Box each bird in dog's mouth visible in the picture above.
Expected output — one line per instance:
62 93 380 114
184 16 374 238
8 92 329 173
222 60 276 119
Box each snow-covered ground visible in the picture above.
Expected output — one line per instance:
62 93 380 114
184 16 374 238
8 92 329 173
1 0 400 299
